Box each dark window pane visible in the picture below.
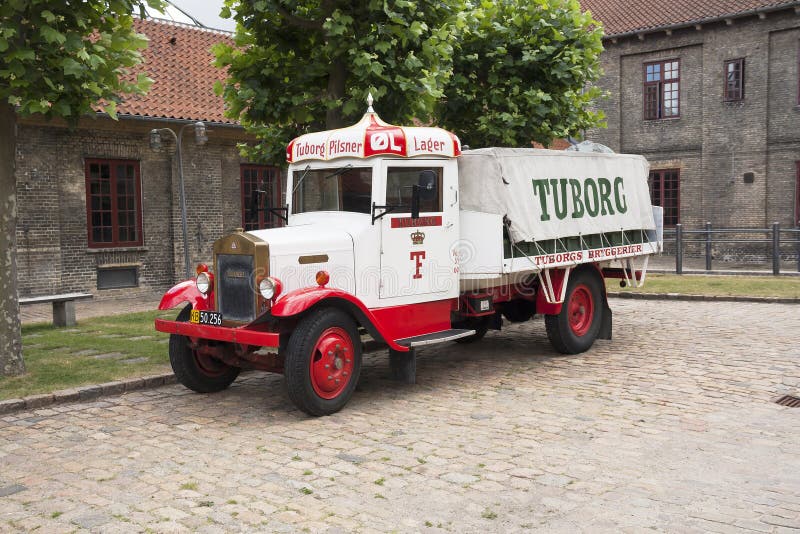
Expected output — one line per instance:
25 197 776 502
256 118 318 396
86 159 142 247
242 165 282 230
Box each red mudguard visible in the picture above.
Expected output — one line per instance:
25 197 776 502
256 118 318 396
158 280 213 311
273 287 453 352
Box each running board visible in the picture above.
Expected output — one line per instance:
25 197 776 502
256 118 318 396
395 329 476 347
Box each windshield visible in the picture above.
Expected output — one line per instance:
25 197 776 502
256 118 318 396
292 167 373 214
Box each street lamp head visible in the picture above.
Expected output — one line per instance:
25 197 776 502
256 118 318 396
149 129 162 150
194 121 208 145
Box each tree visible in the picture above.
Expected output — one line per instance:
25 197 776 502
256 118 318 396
214 0 466 163
0 0 162 376
216 1 605 162
437 0 605 148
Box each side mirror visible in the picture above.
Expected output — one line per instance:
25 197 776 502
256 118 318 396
418 170 437 201
411 170 438 219
411 185 420 220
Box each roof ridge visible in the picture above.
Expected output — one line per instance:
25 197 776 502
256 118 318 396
582 0 800 38
139 15 234 36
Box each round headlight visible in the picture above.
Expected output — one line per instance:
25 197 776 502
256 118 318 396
196 272 211 294
259 277 275 299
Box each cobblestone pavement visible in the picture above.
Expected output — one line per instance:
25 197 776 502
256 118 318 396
1 299 799 533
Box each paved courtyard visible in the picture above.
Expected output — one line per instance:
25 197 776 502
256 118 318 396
1 299 799 533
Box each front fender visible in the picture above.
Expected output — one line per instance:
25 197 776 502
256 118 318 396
158 280 213 311
271 286 363 317
271 287 409 352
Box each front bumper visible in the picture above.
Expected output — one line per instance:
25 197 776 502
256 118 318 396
155 319 281 347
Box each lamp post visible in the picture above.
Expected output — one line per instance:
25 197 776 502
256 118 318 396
149 121 208 280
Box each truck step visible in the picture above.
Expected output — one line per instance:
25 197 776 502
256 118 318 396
395 329 476 347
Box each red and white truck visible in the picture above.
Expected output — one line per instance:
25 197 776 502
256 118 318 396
155 100 663 416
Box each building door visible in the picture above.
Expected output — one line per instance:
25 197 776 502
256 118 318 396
648 169 680 226
241 165 282 230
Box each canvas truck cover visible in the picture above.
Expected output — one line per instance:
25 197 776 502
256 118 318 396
458 148 656 244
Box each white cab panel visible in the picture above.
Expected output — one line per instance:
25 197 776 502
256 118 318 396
457 211 504 279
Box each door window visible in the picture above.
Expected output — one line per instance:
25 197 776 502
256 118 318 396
386 167 443 213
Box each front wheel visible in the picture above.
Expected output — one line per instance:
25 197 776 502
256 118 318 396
544 269 604 354
169 305 240 393
284 308 363 416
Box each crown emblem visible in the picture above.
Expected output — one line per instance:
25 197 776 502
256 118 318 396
410 230 425 245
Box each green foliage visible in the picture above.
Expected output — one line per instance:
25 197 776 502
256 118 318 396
215 0 467 163
0 0 164 123
217 0 605 163
438 0 605 148
437 0 603 148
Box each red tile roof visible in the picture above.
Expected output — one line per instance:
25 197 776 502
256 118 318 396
115 18 236 124
582 0 800 37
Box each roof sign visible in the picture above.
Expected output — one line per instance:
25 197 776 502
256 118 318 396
286 108 461 163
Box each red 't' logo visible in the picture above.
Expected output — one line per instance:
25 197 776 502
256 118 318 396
410 251 426 279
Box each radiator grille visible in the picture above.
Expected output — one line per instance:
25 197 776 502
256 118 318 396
216 254 255 323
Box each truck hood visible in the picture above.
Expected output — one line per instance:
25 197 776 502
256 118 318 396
249 224 353 256
249 224 356 294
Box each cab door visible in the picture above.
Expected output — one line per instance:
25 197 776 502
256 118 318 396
378 159 459 302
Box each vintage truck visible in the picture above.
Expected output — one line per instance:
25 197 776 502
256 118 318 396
155 99 663 416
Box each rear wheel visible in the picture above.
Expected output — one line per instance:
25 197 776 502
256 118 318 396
284 308 362 416
169 305 240 393
545 269 604 354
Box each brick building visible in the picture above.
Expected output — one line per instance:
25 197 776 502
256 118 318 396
583 0 800 240
15 18 282 298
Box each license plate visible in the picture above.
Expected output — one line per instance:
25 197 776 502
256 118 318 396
189 309 222 326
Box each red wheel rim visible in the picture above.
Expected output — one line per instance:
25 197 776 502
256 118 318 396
568 284 594 337
309 327 355 400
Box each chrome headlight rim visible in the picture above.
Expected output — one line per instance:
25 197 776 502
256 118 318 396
259 277 276 300
196 272 212 295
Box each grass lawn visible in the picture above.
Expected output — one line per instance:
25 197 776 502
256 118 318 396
608 273 800 298
0 310 177 401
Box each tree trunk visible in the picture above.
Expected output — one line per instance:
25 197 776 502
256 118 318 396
325 59 347 129
0 102 25 376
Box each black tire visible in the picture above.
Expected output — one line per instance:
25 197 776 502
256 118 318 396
284 307 362 416
501 299 535 323
169 305 240 393
544 269 604 354
453 315 491 344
